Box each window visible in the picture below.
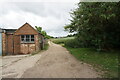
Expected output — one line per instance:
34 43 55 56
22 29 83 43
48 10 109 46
21 35 34 43
21 35 25 42
31 35 34 42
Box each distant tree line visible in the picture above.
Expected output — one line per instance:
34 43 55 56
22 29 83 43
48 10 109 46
64 2 120 50
67 34 77 37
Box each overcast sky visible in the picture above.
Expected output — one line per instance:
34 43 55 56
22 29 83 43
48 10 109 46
0 0 79 37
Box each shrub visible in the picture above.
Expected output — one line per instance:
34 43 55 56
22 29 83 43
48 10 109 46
65 39 81 48
53 39 65 44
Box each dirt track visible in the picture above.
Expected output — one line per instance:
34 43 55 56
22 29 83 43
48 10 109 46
22 41 100 78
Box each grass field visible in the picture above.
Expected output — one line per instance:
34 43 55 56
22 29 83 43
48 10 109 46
52 37 74 44
52 37 119 78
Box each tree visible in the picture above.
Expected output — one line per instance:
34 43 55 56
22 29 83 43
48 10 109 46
41 31 47 37
64 2 120 50
35 26 53 39
35 26 42 33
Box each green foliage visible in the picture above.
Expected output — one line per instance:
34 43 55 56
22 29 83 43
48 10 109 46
35 26 53 39
64 2 120 50
65 39 80 48
52 37 74 44
66 47 119 78
52 39 65 44
67 34 77 37
35 26 42 33
45 35 54 39
43 42 49 50
41 31 47 37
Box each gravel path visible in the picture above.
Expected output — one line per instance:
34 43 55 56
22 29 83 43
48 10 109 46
22 41 100 78
2 54 41 78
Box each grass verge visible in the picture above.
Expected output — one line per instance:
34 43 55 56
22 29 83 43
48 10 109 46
65 47 119 78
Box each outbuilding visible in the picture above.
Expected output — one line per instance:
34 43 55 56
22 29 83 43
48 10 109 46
2 23 45 55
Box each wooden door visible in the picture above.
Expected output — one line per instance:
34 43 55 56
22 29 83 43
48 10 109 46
14 36 20 54
7 34 14 55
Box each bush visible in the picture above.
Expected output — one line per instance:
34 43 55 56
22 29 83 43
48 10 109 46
43 43 49 50
52 37 86 48
65 39 81 48
53 39 65 44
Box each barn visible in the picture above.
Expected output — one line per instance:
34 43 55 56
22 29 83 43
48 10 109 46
2 23 45 55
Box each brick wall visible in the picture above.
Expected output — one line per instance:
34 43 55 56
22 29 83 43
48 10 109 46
2 33 6 55
15 23 38 35
14 35 20 54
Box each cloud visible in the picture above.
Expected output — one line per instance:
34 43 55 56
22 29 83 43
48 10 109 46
0 1 78 37
0 0 79 3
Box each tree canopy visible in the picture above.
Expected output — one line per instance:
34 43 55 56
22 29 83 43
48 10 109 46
64 2 120 50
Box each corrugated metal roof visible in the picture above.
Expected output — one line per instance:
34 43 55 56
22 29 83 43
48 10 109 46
3 29 17 33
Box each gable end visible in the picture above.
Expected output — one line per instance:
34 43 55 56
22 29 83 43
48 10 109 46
15 23 38 35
